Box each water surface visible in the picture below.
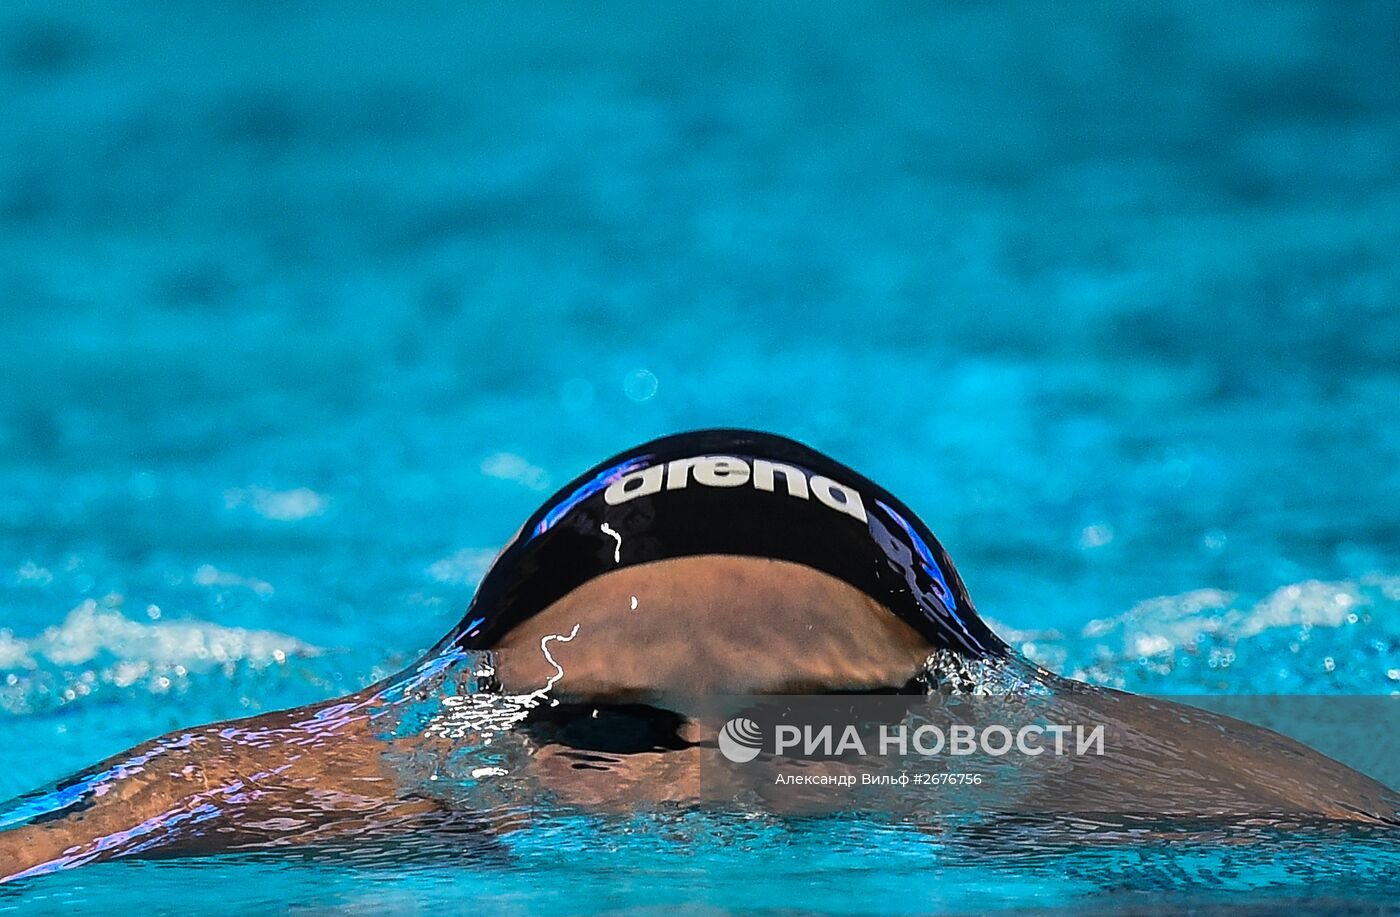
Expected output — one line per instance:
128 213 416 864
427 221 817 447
2 1 1399 911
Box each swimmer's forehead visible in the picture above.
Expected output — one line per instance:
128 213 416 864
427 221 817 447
451 429 1004 658
493 556 936 699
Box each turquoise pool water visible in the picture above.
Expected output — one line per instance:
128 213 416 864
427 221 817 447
2 0 1399 911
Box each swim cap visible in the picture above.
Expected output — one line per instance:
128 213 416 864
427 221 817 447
445 429 1006 658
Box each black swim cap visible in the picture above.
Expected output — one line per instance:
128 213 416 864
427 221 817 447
445 429 1006 659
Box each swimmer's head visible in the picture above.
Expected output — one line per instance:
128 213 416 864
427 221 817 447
441 429 1007 696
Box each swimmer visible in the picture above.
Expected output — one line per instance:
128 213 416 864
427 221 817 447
1 429 1396 880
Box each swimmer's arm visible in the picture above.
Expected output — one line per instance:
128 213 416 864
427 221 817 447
0 694 403 882
0 725 271 881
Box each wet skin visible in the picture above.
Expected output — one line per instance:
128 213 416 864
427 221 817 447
1 556 1397 881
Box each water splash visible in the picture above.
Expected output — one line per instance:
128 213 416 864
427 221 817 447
0 598 319 715
422 625 581 743
1009 573 1400 693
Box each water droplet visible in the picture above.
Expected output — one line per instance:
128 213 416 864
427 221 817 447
623 368 658 402
1078 523 1114 550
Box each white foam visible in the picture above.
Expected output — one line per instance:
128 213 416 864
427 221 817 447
1081 580 1371 661
1081 588 1236 652
14 561 54 586
223 486 329 521
1005 573 1400 690
0 599 319 672
479 452 551 491
427 548 496 586
1238 580 1364 638
193 564 274 598
1363 573 1400 602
